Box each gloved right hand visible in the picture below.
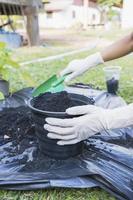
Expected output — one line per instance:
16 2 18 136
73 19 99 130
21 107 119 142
60 52 104 82
44 104 133 145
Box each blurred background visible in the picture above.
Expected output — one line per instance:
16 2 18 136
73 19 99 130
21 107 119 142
0 0 133 103
0 0 132 48
0 1 133 199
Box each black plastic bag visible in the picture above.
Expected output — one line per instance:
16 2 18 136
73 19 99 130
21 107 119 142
0 84 133 200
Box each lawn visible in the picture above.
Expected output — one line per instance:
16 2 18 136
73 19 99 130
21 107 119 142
11 48 133 103
0 188 116 200
0 28 133 200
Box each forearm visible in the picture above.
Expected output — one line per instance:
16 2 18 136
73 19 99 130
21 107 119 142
101 33 133 62
103 104 133 130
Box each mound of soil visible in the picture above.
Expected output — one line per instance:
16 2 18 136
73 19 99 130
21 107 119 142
33 91 94 112
0 92 95 165
0 105 86 171
0 106 36 154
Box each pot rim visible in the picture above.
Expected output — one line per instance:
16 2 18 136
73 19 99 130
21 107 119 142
27 98 68 115
27 93 90 115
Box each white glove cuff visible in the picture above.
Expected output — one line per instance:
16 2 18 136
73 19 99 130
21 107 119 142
102 104 133 130
85 52 104 67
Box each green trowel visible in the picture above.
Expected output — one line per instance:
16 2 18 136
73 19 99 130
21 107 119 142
32 74 67 97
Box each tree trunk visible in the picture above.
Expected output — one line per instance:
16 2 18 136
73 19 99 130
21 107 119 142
83 0 89 30
25 6 40 46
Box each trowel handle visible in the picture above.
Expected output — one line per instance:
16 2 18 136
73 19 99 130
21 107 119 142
52 74 68 88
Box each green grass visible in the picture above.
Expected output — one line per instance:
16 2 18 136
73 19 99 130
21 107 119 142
0 188 116 200
10 49 133 103
12 44 75 63
1 28 133 200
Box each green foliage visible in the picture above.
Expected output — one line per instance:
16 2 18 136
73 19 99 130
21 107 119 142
0 42 37 93
107 9 119 20
0 42 19 80
98 0 121 7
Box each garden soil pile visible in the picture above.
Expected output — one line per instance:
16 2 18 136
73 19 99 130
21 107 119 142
0 88 132 199
0 92 93 170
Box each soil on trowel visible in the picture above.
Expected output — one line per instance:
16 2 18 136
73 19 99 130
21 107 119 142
33 91 94 112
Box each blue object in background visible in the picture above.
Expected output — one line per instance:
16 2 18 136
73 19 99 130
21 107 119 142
0 29 22 48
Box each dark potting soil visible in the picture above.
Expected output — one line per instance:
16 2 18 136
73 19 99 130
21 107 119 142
33 91 94 112
0 105 132 173
0 106 36 155
0 105 86 171
0 105 85 171
106 78 119 94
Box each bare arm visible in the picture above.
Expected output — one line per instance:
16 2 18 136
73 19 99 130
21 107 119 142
61 32 133 82
101 32 133 62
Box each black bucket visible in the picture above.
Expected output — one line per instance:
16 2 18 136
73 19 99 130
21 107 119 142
28 93 93 159
0 79 9 97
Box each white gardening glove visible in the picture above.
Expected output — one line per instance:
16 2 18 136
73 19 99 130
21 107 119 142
44 104 133 145
61 52 104 82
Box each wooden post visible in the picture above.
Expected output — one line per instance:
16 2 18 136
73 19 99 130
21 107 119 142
25 6 40 46
83 0 89 30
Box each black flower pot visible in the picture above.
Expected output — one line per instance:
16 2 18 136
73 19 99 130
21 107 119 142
28 93 92 159
0 79 9 97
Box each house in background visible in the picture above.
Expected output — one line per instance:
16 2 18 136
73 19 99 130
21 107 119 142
122 0 133 28
39 0 102 29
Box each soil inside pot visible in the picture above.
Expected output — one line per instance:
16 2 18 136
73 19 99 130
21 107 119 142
33 91 94 112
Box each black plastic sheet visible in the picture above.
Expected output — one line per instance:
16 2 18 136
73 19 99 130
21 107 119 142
0 84 133 200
